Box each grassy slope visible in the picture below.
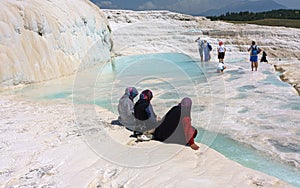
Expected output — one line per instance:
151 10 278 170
228 19 300 28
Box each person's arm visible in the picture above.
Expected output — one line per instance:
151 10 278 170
258 46 261 54
126 100 134 116
145 104 157 123
182 117 199 150
248 46 252 52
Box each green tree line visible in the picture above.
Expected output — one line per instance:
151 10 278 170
208 9 300 21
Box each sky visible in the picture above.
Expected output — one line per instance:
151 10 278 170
91 0 300 16
268 0 300 8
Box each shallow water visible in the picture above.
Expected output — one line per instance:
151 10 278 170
197 129 300 187
4 52 300 187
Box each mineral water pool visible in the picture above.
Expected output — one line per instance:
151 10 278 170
196 129 300 187
7 52 300 187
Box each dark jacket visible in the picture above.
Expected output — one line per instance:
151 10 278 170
134 99 148 120
134 99 157 132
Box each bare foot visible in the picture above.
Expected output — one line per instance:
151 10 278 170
190 143 200 150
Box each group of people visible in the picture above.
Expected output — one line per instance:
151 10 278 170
195 37 212 62
195 37 268 72
195 37 227 73
114 40 270 150
117 87 200 150
217 40 227 73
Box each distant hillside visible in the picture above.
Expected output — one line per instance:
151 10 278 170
238 19 300 28
208 9 300 21
201 0 286 16
91 0 287 16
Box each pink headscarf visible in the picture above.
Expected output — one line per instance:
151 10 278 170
139 89 153 103
180 97 192 117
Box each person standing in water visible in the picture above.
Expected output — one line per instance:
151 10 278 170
195 37 204 61
248 41 261 71
216 40 227 73
217 41 226 63
203 40 212 62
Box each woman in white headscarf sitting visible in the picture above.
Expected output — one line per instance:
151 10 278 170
118 87 139 131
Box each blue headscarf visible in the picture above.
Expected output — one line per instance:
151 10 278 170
125 87 138 101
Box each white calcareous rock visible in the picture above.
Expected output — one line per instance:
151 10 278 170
0 0 112 89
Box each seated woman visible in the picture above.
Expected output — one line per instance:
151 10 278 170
154 97 199 150
117 87 138 131
134 89 158 137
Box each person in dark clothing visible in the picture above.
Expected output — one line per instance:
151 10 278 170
260 51 268 63
154 97 199 150
134 89 158 139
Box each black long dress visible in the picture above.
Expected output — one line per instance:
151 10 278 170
154 105 187 145
260 51 268 62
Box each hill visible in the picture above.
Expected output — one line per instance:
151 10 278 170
208 9 300 21
91 0 287 16
201 0 286 16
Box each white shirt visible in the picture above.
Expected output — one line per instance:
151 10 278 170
196 39 204 49
218 45 225 53
217 62 225 70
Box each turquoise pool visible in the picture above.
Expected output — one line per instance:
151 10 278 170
8 52 300 187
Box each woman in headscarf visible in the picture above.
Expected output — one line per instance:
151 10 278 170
134 89 158 135
154 97 199 150
118 87 138 131
203 40 212 62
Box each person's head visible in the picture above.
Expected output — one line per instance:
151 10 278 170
180 97 192 117
140 89 153 103
219 41 223 46
204 40 207 43
125 87 138 100
252 41 256 45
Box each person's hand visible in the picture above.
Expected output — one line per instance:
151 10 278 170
190 143 200 150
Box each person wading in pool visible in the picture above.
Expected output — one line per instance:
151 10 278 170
248 41 261 71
